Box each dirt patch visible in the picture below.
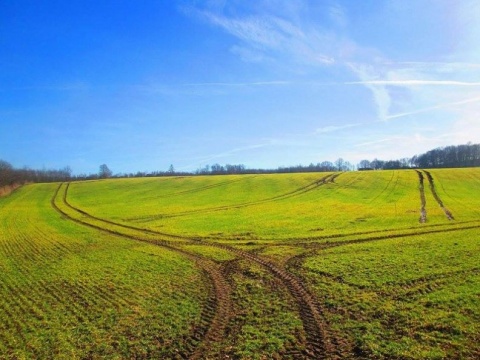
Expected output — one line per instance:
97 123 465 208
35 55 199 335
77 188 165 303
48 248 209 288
422 170 454 221
416 170 427 223
204 242 340 359
0 183 23 197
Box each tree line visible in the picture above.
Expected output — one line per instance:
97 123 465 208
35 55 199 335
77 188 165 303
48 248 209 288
0 160 72 188
1 143 479 187
357 143 480 170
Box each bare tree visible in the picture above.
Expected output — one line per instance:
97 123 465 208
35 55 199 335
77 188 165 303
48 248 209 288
99 164 112 178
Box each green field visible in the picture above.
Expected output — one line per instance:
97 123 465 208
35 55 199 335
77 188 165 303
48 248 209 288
1 168 479 358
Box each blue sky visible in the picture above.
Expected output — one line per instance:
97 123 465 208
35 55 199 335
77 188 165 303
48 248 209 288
1 0 480 174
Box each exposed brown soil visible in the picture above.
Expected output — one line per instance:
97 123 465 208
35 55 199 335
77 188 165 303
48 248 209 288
204 242 340 359
422 170 455 220
416 170 427 223
0 183 23 197
189 263 232 360
214 259 309 359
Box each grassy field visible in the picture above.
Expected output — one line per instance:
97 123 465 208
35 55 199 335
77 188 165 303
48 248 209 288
1 168 479 358
0 184 210 358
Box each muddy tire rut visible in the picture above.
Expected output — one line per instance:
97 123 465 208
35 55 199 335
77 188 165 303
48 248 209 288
205 242 339 359
416 170 427 223
422 170 454 220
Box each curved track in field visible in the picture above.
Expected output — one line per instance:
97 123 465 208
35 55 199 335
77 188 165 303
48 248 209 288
436 172 480 217
422 170 454 220
60 183 338 359
154 175 258 199
62 183 189 241
51 184 232 360
366 170 398 204
128 173 340 221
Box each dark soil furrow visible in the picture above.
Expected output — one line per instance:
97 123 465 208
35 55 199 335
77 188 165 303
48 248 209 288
206 242 339 359
51 183 232 360
422 170 454 220
416 170 427 223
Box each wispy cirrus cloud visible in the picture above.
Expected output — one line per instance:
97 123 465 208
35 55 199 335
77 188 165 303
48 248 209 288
182 80 290 87
386 95 480 120
348 59 480 121
179 141 274 170
189 3 338 67
315 123 361 134
347 80 480 86
182 0 480 158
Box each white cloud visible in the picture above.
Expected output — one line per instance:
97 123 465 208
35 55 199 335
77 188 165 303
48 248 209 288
348 80 480 86
347 63 392 121
182 80 290 87
315 123 361 134
193 4 336 67
386 95 480 120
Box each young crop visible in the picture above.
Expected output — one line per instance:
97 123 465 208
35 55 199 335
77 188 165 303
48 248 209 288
1 168 479 358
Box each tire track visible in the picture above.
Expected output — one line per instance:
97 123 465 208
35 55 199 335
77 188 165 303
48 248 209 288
63 183 188 241
367 170 398 204
60 183 337 359
155 175 258 199
129 173 340 221
52 183 232 360
422 170 454 220
437 173 480 217
292 222 480 252
416 170 427 223
186 241 339 359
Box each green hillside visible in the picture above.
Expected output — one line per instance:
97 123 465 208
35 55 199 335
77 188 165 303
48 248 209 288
0 168 479 358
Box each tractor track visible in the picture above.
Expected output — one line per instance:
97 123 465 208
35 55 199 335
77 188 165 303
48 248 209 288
52 183 232 360
291 222 480 251
59 182 338 359
129 173 340 221
416 170 427 223
206 242 340 359
422 170 454 220
366 170 403 206
437 174 480 217
155 175 258 199
213 216 480 244
63 183 188 241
